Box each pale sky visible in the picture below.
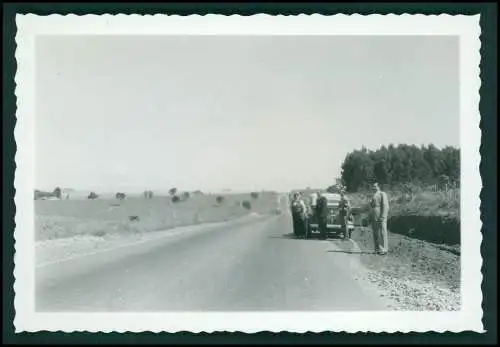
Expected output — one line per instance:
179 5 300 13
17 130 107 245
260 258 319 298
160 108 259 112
35 35 459 193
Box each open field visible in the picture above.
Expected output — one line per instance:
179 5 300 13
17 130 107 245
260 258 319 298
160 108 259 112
36 192 280 241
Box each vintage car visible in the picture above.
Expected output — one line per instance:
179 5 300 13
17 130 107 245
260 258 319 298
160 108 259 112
306 192 355 239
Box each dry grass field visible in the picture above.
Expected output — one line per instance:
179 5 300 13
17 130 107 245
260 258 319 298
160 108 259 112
35 192 279 241
349 187 460 244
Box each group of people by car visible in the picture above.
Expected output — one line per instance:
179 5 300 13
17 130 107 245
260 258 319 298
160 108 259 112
289 189 352 240
289 180 390 255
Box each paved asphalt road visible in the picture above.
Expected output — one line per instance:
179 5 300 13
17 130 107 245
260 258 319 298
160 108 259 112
36 198 389 312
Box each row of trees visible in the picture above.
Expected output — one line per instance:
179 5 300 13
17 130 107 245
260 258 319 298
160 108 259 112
340 144 460 192
36 186 260 206
86 188 189 201
34 187 69 200
35 189 130 200
88 192 124 200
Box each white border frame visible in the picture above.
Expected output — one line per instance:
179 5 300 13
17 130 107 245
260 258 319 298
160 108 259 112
14 14 483 333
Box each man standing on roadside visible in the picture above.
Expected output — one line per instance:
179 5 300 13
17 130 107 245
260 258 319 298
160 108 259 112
370 181 390 255
315 191 328 240
339 190 352 240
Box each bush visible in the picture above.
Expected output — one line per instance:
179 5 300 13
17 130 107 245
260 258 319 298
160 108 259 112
88 192 99 200
250 192 259 199
169 188 177 196
216 196 225 204
171 195 181 203
183 192 190 200
91 230 106 237
242 200 252 210
116 192 126 200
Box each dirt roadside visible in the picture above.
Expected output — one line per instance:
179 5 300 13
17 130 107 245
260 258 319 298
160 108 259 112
344 227 461 311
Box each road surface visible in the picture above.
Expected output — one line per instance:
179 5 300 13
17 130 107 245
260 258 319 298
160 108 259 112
36 198 390 312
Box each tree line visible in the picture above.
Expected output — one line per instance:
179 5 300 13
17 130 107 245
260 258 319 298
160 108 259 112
340 144 460 192
35 185 261 210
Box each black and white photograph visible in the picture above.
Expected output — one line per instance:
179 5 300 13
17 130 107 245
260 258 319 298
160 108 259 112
14 14 483 333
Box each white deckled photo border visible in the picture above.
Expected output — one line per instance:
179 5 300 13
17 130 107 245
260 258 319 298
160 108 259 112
14 14 483 333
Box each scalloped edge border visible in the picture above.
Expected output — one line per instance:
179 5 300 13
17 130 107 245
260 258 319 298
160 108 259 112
13 13 484 334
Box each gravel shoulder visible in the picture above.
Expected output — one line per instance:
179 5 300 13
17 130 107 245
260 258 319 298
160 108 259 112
350 227 461 311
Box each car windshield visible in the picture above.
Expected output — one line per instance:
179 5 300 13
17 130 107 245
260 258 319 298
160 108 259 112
310 193 340 207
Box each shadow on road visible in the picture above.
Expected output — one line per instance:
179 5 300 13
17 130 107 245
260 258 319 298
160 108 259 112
269 233 346 241
268 233 302 240
326 249 375 255
308 234 345 241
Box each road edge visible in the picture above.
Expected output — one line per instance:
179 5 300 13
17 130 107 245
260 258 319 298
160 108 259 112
36 213 274 267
